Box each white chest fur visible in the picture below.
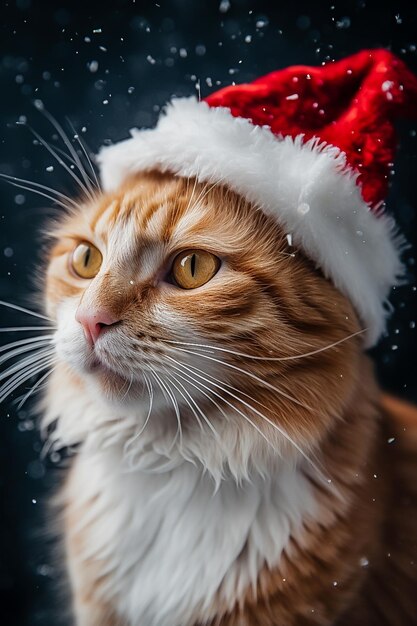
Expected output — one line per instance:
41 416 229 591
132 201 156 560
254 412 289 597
68 445 317 626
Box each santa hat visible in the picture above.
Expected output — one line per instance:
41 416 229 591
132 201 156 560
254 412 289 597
98 49 417 347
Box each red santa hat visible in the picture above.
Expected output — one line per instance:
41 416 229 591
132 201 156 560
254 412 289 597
98 49 417 347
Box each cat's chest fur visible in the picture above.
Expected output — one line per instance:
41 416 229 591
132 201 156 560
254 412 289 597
68 446 317 626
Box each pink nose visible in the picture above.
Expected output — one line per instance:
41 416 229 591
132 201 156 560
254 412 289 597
75 307 119 346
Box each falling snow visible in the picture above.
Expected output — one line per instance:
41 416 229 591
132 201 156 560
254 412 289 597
88 60 99 73
0 4 416 625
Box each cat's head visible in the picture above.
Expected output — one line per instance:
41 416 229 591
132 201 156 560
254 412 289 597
44 170 362 478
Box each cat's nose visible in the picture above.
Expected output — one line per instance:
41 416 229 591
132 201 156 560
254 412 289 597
75 307 119 346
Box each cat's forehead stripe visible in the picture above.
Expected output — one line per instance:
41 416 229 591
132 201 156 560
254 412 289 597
84 179 231 279
92 200 120 240
169 202 210 244
143 203 170 239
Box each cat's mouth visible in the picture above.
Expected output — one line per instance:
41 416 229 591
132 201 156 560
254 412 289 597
87 355 129 387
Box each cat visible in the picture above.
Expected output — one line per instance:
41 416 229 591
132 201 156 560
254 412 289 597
13 167 411 626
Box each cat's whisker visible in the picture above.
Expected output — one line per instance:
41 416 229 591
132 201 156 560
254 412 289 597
164 366 231 435
165 329 365 363
0 326 55 333
0 173 77 212
125 373 154 455
0 338 54 365
163 368 215 437
120 374 134 402
0 347 55 383
36 106 98 198
16 367 56 410
168 356 333 489
65 117 102 192
0 171 78 207
191 175 228 210
167 364 230 424
0 300 53 322
183 174 201 215
150 369 183 450
167 346 317 414
148 368 170 405
51 144 98 189
166 353 269 411
0 335 54 354
0 356 57 404
27 123 95 203
162 370 205 434
143 372 154 409
168 358 278 453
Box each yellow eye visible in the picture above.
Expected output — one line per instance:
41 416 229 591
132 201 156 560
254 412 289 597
172 249 221 289
71 242 102 279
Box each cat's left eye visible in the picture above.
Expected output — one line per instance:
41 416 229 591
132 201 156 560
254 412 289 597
70 242 102 279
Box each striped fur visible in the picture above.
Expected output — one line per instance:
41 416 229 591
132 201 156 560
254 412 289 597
41 171 417 625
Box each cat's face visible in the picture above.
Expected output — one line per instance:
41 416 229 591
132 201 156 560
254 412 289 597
45 171 362 473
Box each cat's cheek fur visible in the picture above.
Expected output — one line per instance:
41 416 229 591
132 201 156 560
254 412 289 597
53 297 89 372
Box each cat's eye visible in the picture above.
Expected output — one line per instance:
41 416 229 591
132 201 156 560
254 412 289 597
171 249 220 289
71 242 102 279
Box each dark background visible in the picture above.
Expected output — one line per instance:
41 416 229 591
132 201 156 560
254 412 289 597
0 0 416 624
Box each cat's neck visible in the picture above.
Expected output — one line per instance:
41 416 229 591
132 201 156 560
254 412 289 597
66 424 320 626
62 356 382 626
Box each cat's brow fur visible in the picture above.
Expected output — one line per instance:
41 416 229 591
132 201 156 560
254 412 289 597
41 171 417 626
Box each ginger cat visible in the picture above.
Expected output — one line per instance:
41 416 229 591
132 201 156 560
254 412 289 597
28 170 416 625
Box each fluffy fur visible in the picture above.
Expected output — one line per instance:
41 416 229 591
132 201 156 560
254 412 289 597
98 97 404 346
35 171 417 625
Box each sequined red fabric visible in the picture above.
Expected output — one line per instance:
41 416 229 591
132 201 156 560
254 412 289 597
205 49 417 207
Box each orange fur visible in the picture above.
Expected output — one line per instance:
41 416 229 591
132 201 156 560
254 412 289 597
43 172 417 625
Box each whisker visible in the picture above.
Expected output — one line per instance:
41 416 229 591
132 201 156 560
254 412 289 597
166 353 269 411
27 123 95 202
167 346 316 414
166 366 235 435
167 357 332 487
0 356 56 404
50 144 97 189
150 370 183 450
120 374 134 402
0 326 55 333
166 329 365 363
126 373 154 444
0 335 54 354
0 300 53 322
171 364 335 490
37 106 97 197
191 175 228 212
0 338 53 365
16 367 55 410
163 370 205 433
183 174 200 215
66 118 101 191
0 173 76 211
0 347 55 383
169 360 277 453
0 172 78 208
163 369 213 437
166 364 230 423
124 375 155 461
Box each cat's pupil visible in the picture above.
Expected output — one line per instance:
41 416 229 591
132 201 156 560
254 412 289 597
191 253 196 277
84 247 91 268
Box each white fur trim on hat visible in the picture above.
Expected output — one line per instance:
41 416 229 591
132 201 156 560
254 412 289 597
97 97 404 347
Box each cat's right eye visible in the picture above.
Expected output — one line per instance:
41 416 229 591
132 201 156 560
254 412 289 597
70 242 102 279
